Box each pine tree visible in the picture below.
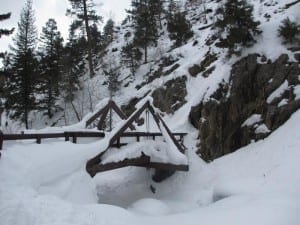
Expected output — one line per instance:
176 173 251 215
215 0 261 55
167 0 179 17
104 60 121 99
38 18 64 118
89 23 103 54
121 42 142 77
103 19 114 45
149 0 165 29
167 10 193 47
4 0 38 129
278 18 300 44
130 0 158 63
66 0 102 77
61 28 85 102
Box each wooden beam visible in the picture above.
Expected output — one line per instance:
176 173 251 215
87 154 151 177
147 104 186 153
97 106 109 130
0 130 3 151
110 100 136 130
109 101 149 147
85 103 109 128
86 155 188 177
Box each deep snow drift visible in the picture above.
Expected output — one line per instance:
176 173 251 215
0 110 300 225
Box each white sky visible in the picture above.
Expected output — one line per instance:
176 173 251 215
0 0 131 54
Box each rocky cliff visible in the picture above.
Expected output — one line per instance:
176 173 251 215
190 52 300 161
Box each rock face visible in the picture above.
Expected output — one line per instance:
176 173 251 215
152 76 187 114
190 54 300 161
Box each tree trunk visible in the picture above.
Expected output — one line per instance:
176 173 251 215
82 0 95 77
144 45 147 64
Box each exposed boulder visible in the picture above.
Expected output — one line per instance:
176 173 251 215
190 54 300 161
188 51 217 77
152 76 187 114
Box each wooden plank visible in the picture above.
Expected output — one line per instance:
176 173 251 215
146 162 189 171
97 106 109 130
0 130 3 150
157 114 186 153
120 132 187 137
87 154 151 177
86 157 188 177
85 104 109 128
65 131 105 138
0 132 105 149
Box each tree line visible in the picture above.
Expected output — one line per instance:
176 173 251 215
1 0 298 129
1 0 114 128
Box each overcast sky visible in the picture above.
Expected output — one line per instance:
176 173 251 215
0 0 131 54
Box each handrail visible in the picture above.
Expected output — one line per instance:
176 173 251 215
0 131 187 151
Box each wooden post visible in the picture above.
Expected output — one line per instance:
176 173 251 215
0 130 3 151
65 132 69 141
36 135 41 144
117 137 120 147
152 134 155 140
137 134 140 142
72 134 77 144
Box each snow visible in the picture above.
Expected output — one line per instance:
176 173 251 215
128 198 171 215
278 98 288 107
267 80 289 104
242 114 262 127
255 123 271 134
101 140 187 165
1 109 300 224
294 85 300 100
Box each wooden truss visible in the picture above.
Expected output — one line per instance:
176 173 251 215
86 100 189 180
85 99 135 131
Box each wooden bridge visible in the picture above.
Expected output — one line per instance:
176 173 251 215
0 99 189 182
86 99 189 181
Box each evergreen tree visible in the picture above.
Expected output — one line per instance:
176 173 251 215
278 18 300 44
149 0 165 29
104 61 121 99
66 0 102 77
0 13 14 58
121 42 142 77
167 10 193 47
215 0 261 55
89 23 103 54
61 28 85 102
38 18 64 118
103 19 114 44
167 0 179 17
4 0 38 129
130 0 158 63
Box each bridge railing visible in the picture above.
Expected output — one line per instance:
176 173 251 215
0 131 105 150
0 131 187 151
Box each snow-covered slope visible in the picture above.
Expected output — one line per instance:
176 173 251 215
0 108 299 225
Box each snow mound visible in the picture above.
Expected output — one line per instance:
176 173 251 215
128 198 171 215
